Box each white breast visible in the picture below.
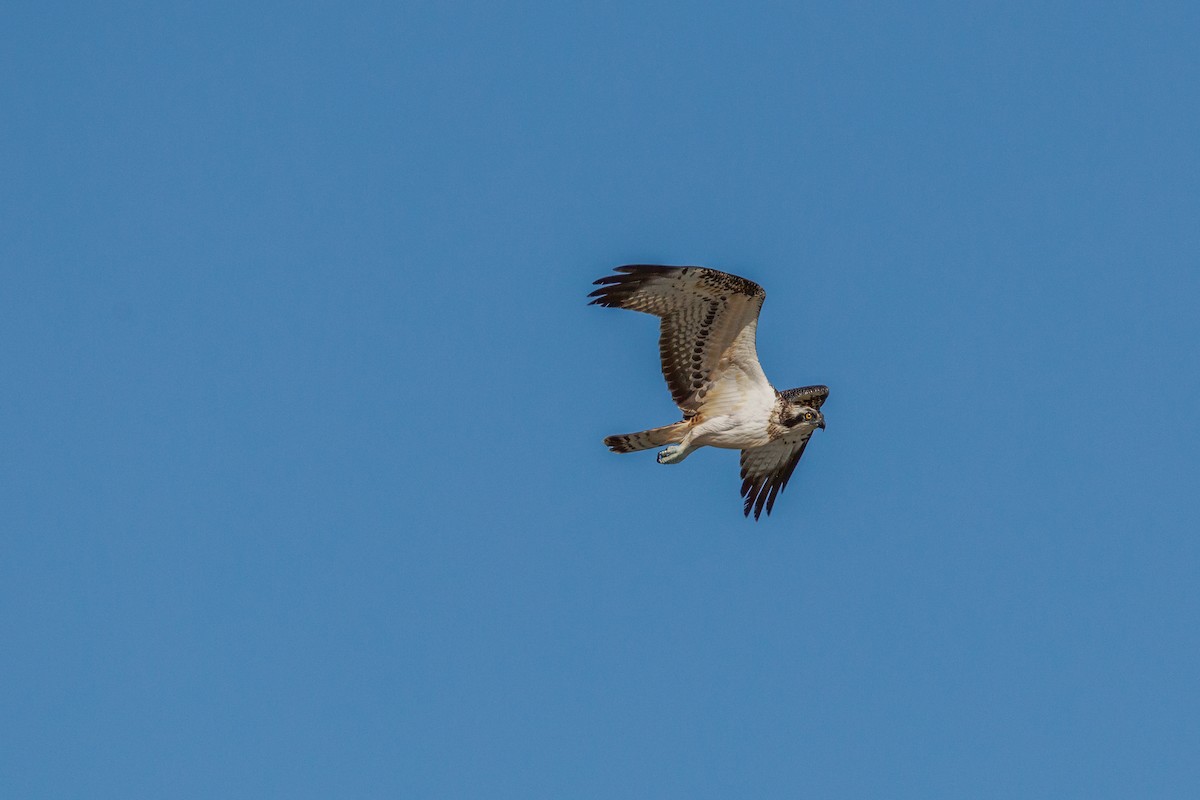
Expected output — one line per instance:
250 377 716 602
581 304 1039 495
692 369 777 450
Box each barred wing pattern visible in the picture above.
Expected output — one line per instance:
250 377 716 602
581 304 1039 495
739 429 816 520
588 265 767 415
780 384 829 410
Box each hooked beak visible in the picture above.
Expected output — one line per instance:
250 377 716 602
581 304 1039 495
818 419 826 430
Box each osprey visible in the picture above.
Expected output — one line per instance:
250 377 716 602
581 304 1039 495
590 265 828 520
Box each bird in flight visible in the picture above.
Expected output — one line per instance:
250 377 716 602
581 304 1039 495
589 265 828 520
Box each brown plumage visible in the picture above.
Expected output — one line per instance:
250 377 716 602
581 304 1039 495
591 265 829 520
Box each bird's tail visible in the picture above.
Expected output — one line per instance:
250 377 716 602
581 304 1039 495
603 422 689 454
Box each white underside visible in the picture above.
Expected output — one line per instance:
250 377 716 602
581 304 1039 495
690 329 777 449
658 314 779 464
657 362 776 464
691 411 775 450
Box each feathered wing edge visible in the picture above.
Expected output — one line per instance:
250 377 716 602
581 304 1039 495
739 431 815 521
779 384 829 410
588 265 766 413
588 265 764 307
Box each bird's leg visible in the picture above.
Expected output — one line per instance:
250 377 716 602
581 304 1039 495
657 430 697 464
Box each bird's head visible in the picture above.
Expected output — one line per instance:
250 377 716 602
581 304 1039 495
783 402 825 430
779 385 829 431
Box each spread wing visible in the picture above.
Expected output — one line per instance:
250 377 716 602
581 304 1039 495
779 385 829 409
588 265 768 415
739 429 816 520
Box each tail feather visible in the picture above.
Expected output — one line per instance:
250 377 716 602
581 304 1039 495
604 422 688 454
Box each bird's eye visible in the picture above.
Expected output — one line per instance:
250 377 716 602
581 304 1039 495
804 412 813 420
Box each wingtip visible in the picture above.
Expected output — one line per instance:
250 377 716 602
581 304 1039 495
587 284 621 305
592 274 628 286
743 499 764 521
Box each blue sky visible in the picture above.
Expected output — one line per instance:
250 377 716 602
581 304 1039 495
3 1 1199 797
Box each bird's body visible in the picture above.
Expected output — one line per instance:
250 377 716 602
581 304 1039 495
589 265 828 519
